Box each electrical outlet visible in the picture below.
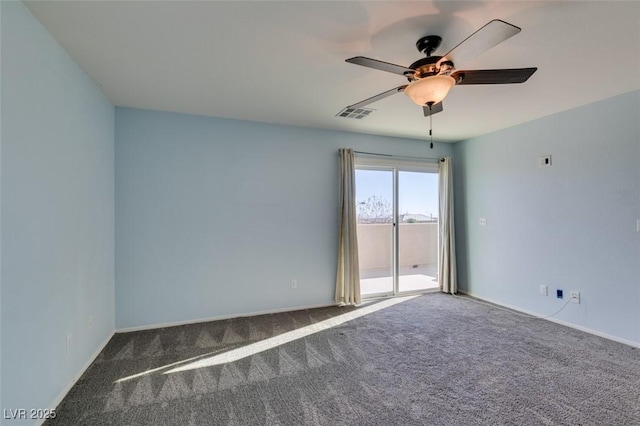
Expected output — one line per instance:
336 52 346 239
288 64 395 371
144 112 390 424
479 217 487 226
291 279 297 290
539 285 548 296
66 334 72 353
570 291 580 304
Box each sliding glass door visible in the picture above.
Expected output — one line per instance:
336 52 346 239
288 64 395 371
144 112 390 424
355 159 439 298
398 171 439 293
355 169 394 296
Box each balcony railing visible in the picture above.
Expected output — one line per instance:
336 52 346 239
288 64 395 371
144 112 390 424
357 223 438 295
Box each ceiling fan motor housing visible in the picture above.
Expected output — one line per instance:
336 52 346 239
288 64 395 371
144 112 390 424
407 56 454 81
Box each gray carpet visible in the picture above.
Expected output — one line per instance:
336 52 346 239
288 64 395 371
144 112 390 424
46 294 640 425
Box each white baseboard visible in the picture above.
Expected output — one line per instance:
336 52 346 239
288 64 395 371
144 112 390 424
116 302 339 333
542 316 640 349
457 290 640 349
36 330 115 426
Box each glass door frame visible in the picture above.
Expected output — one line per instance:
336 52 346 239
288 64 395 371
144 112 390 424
355 155 439 299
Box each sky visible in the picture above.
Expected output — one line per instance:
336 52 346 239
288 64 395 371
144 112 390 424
355 169 439 218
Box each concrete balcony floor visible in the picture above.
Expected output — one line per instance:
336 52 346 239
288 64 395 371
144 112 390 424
360 264 438 296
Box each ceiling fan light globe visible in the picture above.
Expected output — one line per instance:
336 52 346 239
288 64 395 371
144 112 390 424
404 75 455 106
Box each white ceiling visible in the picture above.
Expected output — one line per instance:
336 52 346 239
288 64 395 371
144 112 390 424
25 1 640 143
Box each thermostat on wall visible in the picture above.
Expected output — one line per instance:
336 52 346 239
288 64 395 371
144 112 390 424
538 155 552 167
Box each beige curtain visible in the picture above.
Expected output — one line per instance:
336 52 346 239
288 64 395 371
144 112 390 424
335 148 361 305
438 157 457 294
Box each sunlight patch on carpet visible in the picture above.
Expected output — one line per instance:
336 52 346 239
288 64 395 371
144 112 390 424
163 296 418 374
113 295 416 383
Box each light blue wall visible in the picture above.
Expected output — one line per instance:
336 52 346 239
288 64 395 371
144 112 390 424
1 1 115 422
115 108 452 328
453 90 640 345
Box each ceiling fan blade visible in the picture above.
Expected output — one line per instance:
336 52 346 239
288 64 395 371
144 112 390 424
437 20 521 67
423 102 444 117
346 85 407 110
346 56 414 76
451 68 537 85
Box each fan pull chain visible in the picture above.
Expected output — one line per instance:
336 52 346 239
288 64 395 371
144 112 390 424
428 103 434 149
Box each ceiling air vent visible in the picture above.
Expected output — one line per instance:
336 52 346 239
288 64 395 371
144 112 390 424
336 107 374 119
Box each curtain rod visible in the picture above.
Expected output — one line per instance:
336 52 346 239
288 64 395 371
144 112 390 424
353 150 443 162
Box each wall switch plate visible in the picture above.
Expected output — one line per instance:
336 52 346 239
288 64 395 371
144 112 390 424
539 285 548 296
66 334 72 353
570 291 580 304
88 316 93 330
290 279 297 290
479 217 487 226
556 289 563 299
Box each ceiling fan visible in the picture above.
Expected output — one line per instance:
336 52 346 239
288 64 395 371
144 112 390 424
344 19 537 117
